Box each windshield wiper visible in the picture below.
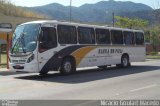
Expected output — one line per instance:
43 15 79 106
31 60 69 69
11 32 25 54
21 35 26 53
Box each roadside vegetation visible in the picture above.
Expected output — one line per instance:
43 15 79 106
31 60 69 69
0 53 7 68
115 15 160 59
146 54 160 59
0 0 46 18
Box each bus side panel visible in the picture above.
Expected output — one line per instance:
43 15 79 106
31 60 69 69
76 46 145 68
129 46 146 62
39 45 145 74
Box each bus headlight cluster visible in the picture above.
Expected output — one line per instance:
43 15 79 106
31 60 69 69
27 54 35 63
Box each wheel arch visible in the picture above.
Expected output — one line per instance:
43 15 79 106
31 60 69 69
122 53 130 60
61 55 76 66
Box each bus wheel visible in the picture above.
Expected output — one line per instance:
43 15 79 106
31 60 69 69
121 55 129 67
60 58 76 74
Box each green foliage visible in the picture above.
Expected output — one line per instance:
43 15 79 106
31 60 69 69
144 25 160 52
150 26 160 50
144 29 150 42
150 52 158 55
115 16 148 29
0 0 46 18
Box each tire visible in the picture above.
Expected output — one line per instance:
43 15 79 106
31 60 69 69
60 58 76 75
121 55 129 68
98 65 107 69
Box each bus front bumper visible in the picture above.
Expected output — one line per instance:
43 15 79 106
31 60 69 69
9 62 39 73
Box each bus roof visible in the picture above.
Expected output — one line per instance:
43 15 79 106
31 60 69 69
20 20 143 32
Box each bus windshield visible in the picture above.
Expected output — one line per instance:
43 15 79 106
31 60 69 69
11 24 40 53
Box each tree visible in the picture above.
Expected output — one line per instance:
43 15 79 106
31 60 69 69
150 26 160 51
144 29 151 42
115 16 148 29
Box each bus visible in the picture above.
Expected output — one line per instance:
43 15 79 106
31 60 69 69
9 20 145 75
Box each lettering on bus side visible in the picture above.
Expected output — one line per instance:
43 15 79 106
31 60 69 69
98 49 123 54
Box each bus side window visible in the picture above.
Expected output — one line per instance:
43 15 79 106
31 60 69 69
39 27 57 51
124 31 134 45
96 28 110 44
135 32 144 45
78 27 95 44
111 30 123 45
57 25 77 44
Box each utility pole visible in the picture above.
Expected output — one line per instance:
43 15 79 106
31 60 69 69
70 0 72 22
112 12 115 27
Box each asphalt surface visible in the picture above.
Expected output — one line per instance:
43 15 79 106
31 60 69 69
0 60 160 102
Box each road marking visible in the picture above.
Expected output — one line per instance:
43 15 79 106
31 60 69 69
130 84 157 92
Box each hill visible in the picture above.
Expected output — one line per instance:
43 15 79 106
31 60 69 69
0 13 43 29
25 0 153 24
0 0 46 19
0 0 46 28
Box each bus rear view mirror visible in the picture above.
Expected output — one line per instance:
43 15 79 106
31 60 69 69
0 23 12 32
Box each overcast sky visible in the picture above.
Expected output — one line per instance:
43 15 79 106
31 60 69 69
10 0 160 9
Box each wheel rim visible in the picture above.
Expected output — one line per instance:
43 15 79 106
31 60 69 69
64 61 72 73
122 57 128 67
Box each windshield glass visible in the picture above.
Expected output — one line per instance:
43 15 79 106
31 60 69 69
11 24 40 53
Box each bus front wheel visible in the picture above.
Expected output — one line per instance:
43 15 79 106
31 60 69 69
60 58 76 75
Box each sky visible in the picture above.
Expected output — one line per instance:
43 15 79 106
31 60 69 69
10 0 160 9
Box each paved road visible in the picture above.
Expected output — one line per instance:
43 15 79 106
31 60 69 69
0 60 160 101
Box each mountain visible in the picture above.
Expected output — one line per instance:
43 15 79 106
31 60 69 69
24 0 154 24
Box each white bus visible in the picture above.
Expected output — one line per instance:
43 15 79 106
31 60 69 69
9 20 145 75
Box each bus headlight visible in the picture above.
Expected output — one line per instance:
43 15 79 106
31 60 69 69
27 54 34 63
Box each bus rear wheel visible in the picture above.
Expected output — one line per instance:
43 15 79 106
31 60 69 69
117 55 130 68
60 58 76 75
121 55 129 67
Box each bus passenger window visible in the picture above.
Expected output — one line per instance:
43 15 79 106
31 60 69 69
78 27 95 44
111 30 123 44
39 27 57 51
124 31 134 45
135 32 144 45
96 29 110 44
58 25 77 44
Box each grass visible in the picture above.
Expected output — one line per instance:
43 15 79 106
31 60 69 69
146 54 160 59
0 53 7 68
1 53 7 63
